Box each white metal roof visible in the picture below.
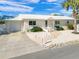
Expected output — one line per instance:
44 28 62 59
50 16 75 20
7 14 75 21
17 14 51 20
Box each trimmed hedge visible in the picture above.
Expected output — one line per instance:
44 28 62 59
30 26 43 32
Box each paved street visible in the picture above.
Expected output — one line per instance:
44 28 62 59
11 45 79 59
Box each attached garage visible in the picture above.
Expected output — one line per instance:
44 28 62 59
5 20 24 32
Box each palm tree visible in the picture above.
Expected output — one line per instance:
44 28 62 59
62 0 79 32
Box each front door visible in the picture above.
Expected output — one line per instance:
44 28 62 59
55 20 60 26
45 20 48 27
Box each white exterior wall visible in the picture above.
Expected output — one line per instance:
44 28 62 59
36 20 45 28
59 20 74 26
59 20 74 29
24 19 46 30
48 20 54 28
4 19 74 32
24 19 55 31
22 20 29 31
24 19 75 31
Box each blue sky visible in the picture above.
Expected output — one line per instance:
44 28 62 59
0 0 73 16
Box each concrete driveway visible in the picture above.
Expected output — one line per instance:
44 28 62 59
0 32 45 59
11 45 79 59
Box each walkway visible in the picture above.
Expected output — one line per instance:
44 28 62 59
51 30 79 44
45 30 79 47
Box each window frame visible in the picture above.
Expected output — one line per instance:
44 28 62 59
29 21 36 26
45 20 48 27
55 20 60 25
77 20 79 24
67 21 69 24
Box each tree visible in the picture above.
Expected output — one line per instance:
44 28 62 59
62 0 79 32
0 15 14 20
51 13 59 16
51 13 64 16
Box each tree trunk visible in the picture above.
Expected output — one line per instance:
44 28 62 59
74 19 77 32
73 12 77 32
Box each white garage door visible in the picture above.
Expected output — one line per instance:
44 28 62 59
7 21 22 32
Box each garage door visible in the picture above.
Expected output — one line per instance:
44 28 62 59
8 21 22 32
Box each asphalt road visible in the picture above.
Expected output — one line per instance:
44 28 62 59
10 45 79 59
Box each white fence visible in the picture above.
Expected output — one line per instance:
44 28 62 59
26 32 53 46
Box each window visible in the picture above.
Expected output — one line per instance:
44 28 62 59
77 20 79 24
29 21 36 25
45 20 48 27
55 21 60 24
67 21 69 24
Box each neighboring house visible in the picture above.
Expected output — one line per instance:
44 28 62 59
0 14 75 32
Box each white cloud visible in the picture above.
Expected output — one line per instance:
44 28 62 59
47 0 57 2
0 0 5 1
47 9 52 11
53 3 61 6
0 1 33 12
25 0 40 3
46 8 56 11
51 13 60 15
0 1 33 9
0 6 31 12
60 9 73 15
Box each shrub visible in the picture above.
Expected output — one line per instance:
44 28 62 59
67 24 74 30
0 21 5 24
55 25 64 31
30 26 43 32
27 29 30 32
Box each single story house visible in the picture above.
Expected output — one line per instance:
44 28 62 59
0 14 75 32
